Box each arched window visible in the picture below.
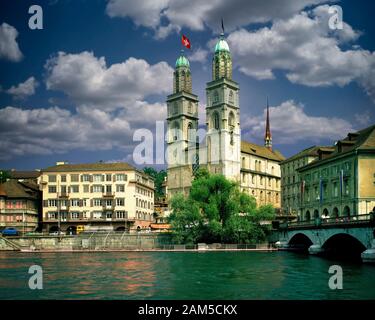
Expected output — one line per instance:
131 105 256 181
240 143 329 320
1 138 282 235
172 122 180 141
213 91 219 104
187 122 194 142
173 103 178 114
213 112 220 130
228 111 235 129
188 102 192 114
229 90 234 104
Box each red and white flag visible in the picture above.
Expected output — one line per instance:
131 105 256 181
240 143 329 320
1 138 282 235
181 35 191 49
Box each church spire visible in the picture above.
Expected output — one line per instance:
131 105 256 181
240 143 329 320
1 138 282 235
264 98 272 150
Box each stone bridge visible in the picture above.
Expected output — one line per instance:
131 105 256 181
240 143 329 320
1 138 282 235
276 214 375 263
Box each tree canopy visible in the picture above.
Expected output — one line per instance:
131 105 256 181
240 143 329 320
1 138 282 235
169 169 275 244
143 167 167 199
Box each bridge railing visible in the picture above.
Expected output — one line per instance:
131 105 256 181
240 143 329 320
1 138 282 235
285 213 374 229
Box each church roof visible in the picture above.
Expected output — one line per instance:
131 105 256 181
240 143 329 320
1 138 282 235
241 140 285 162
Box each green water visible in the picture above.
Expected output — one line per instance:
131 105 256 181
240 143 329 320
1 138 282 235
0 251 374 300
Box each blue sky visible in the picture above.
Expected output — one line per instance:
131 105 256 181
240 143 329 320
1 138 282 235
0 0 374 170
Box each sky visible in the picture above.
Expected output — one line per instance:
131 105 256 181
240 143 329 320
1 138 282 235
0 0 374 171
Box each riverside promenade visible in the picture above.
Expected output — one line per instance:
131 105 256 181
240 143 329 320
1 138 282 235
0 232 276 252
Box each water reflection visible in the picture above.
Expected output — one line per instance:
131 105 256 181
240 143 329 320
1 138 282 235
0 251 374 300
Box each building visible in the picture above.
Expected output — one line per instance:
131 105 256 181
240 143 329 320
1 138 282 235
297 125 375 221
39 162 155 233
166 31 284 209
0 179 40 233
240 141 284 209
280 146 333 216
9 170 41 183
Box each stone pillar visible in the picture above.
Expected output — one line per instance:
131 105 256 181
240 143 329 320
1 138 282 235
308 244 325 255
361 240 375 263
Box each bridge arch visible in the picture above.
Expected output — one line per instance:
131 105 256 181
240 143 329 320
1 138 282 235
288 233 313 252
305 210 311 221
332 207 339 218
322 233 366 260
342 206 350 217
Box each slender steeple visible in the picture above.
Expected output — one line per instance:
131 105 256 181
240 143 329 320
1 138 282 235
264 98 272 150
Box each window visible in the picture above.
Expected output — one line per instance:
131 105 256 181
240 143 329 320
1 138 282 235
106 174 112 182
116 198 125 206
83 185 89 193
48 186 57 193
93 199 102 206
71 199 80 207
93 211 102 219
93 185 103 193
82 174 91 182
48 175 56 182
93 174 103 182
71 212 79 219
213 112 220 130
48 212 57 219
228 112 235 129
61 175 66 182
61 185 67 194
115 174 126 182
213 91 219 104
116 211 127 219
116 185 125 192
105 199 112 207
106 185 112 193
229 90 234 104
70 185 79 193
188 102 193 114
173 102 178 114
71 174 79 182
48 199 57 207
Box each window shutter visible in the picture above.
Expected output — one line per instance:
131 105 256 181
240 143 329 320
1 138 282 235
43 200 48 207
113 175 116 182
90 186 93 193
90 199 93 207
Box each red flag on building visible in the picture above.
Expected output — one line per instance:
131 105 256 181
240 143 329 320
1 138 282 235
181 35 191 49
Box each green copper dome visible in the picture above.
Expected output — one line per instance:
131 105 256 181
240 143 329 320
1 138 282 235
214 34 230 52
175 55 190 68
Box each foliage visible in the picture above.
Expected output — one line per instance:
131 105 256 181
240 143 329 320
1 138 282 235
0 170 11 183
169 169 276 244
143 167 167 199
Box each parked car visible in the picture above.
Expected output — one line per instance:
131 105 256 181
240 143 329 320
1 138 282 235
1 227 19 236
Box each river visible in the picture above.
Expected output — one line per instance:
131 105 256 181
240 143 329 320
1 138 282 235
0 251 374 299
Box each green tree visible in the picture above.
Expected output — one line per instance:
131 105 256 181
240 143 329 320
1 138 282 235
0 170 11 183
143 167 167 199
169 193 202 244
169 170 276 244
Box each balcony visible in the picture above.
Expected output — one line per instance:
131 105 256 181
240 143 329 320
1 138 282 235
58 192 69 198
102 192 114 198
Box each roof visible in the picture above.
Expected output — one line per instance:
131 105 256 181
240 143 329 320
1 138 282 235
0 180 39 199
9 170 41 179
175 54 190 68
241 140 285 162
281 145 332 164
42 162 136 173
299 124 375 171
215 34 230 52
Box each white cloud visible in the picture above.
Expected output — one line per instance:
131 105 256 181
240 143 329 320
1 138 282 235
189 48 209 63
45 51 173 109
0 23 23 62
226 5 375 102
6 77 39 100
243 100 354 144
105 0 330 38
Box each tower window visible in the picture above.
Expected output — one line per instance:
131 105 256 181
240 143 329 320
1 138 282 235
213 112 220 130
213 91 219 104
229 90 234 104
188 102 192 114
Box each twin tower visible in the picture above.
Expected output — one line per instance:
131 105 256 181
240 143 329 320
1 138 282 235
166 33 242 197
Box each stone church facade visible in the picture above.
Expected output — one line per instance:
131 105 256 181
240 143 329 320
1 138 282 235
166 33 285 209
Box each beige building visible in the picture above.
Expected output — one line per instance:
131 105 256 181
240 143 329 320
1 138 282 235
297 125 375 221
166 33 284 209
240 141 284 209
39 162 155 233
280 146 333 216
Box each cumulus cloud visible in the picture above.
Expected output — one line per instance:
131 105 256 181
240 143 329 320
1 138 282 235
225 5 375 102
243 100 354 144
189 48 209 63
45 51 173 109
105 0 330 38
0 23 23 62
0 104 156 161
6 77 39 100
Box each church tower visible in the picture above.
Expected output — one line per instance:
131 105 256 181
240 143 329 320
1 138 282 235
264 99 272 150
205 32 241 181
166 51 199 197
